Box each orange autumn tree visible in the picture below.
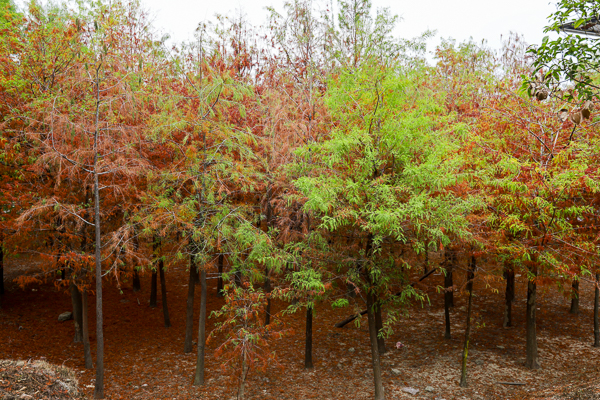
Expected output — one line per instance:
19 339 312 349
4 0 167 397
0 0 32 304
475 71 600 370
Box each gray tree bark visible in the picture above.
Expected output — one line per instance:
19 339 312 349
459 256 476 387
193 269 207 385
525 267 540 369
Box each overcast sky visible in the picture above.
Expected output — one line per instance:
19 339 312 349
140 0 559 54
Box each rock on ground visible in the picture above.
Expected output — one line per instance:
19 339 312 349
58 312 73 322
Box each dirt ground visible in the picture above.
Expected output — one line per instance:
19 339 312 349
1 256 599 400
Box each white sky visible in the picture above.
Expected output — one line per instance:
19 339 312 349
141 0 559 54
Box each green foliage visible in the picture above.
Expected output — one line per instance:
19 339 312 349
0 0 19 27
527 0 600 100
324 0 405 68
295 60 477 249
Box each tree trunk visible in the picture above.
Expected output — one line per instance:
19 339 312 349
158 257 171 327
132 269 141 292
444 251 455 307
0 235 4 296
346 281 356 298
374 296 386 354
525 267 540 369
132 235 141 292
150 269 157 308
238 350 247 400
70 282 83 343
217 253 224 296
184 254 196 353
193 269 207 386
503 267 515 328
460 255 476 387
264 186 273 323
443 250 455 340
305 306 313 368
423 246 429 275
570 278 580 315
234 270 242 287
594 272 599 348
367 289 385 400
192 263 200 285
264 265 272 326
444 293 451 339
93 84 104 398
82 289 93 369
150 238 159 308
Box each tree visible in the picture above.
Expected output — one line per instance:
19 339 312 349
0 0 26 304
528 0 600 101
324 0 404 68
3 0 164 396
210 283 287 399
294 58 477 399
137 20 285 385
476 75 598 370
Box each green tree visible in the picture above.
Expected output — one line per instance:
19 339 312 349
294 58 477 400
528 0 600 100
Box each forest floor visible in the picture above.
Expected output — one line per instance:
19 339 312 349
1 256 600 400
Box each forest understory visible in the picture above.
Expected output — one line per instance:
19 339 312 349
1 256 599 400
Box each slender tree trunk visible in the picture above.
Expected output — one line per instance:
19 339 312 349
158 257 171 327
0 237 3 310
525 266 540 369
0 234 4 296
346 281 356 298
238 350 247 400
184 253 196 353
444 268 452 339
150 238 159 308
594 272 599 348
374 296 386 354
132 235 141 292
264 266 272 325
460 256 476 387
93 70 104 399
150 269 157 308
70 282 84 343
132 269 141 292
362 233 384 399
56 242 66 281
262 269 272 327
570 278 580 315
82 289 93 369
503 267 515 328
443 250 455 340
234 270 242 287
217 253 224 296
193 263 200 285
367 289 385 400
444 294 451 339
193 269 207 386
305 306 313 368
423 246 429 275
264 186 273 323
445 251 455 307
